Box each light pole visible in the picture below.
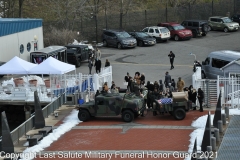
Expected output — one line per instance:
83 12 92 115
189 52 196 60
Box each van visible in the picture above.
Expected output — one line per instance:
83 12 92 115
102 29 137 49
30 46 67 64
201 50 240 79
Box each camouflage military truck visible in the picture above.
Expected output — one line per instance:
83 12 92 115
76 92 145 122
153 92 190 120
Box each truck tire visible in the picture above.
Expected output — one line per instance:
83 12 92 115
122 110 134 122
78 110 90 122
173 108 186 120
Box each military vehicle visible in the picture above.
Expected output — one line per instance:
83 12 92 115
152 92 190 120
76 92 145 122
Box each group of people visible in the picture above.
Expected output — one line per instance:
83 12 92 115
88 48 111 74
184 86 204 112
100 81 119 94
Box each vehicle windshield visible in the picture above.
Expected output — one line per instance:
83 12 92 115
116 32 131 38
223 18 232 23
160 28 169 33
136 32 149 37
173 25 185 30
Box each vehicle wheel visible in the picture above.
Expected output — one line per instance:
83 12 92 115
139 41 143 47
117 43 122 49
122 110 134 122
78 110 90 122
174 35 179 41
224 27 229 33
202 33 206 36
173 108 186 120
202 25 209 32
169 111 173 116
208 25 212 31
75 59 81 68
103 40 108 47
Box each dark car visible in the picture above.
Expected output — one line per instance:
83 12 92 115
231 14 240 23
102 29 137 49
128 31 156 46
0 61 5 78
65 45 92 67
158 22 192 41
181 20 209 37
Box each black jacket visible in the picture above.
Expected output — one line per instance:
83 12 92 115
198 89 204 101
164 74 171 85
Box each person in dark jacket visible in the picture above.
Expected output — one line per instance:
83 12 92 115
197 88 204 112
168 51 175 70
125 72 131 91
159 80 164 92
105 59 110 67
140 73 145 87
94 58 101 73
191 89 197 110
154 81 160 92
88 57 93 74
164 71 171 88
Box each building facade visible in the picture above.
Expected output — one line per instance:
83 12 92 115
0 18 43 62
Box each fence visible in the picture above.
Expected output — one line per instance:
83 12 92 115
193 68 240 107
0 92 66 146
43 0 238 42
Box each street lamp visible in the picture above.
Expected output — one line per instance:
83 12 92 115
189 52 196 60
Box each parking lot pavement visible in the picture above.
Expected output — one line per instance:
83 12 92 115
70 30 240 89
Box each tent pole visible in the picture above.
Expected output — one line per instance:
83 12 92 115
64 73 66 103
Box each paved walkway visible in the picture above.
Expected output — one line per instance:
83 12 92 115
29 106 214 160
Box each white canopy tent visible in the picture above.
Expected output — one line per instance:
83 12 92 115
28 57 76 101
0 56 37 74
28 56 76 74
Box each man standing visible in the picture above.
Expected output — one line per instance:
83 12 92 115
94 58 101 73
125 72 130 91
168 51 175 70
197 88 204 112
177 77 185 92
164 72 171 88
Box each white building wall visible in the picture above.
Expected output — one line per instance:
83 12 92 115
0 27 44 62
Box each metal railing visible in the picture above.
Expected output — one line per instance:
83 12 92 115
0 92 66 145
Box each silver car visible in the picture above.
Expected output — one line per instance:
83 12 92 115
208 16 239 32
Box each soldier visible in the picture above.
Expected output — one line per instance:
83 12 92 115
140 87 148 117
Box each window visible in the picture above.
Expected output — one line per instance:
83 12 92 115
143 28 148 32
155 29 159 33
182 21 187 26
211 58 230 68
96 100 104 105
210 18 217 22
168 26 174 30
27 42 31 52
205 57 210 65
188 22 193 26
193 22 199 27
149 28 154 33
160 28 169 33
20 44 24 54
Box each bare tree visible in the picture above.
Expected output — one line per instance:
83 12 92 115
0 0 17 17
18 0 24 17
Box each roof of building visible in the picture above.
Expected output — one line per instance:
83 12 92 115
221 59 240 70
0 18 42 37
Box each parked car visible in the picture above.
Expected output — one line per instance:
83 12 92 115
128 31 156 46
102 29 137 49
181 20 209 37
208 16 239 32
142 26 170 42
158 22 192 41
231 14 240 23
65 44 92 67
0 61 5 78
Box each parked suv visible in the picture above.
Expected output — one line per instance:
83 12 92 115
142 26 170 42
231 14 240 23
208 16 239 32
102 29 137 49
181 20 209 37
158 22 192 41
65 44 92 67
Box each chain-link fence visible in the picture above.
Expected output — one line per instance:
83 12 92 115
43 0 238 43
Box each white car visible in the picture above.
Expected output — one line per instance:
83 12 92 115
142 26 171 42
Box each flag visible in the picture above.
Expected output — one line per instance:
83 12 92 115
157 98 172 104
